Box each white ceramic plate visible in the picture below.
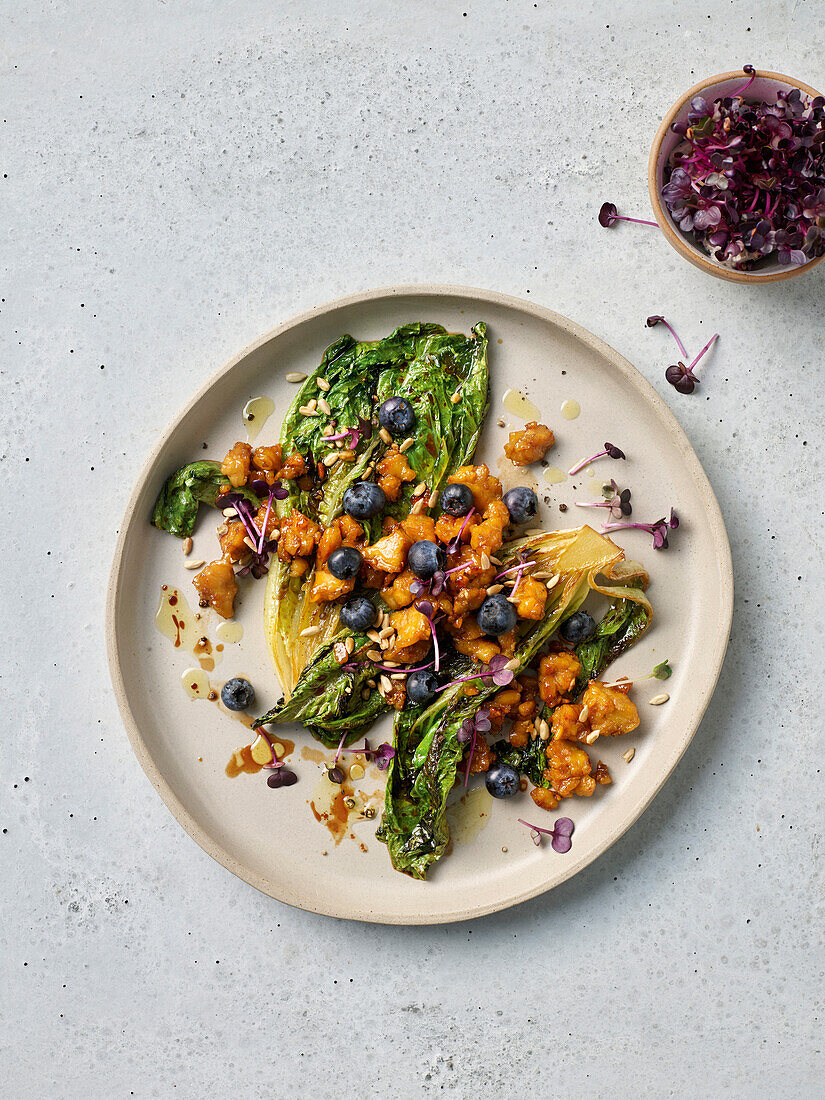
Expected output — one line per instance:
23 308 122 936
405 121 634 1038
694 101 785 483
107 285 733 924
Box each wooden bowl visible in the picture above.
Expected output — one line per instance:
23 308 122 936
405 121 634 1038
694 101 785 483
648 69 825 284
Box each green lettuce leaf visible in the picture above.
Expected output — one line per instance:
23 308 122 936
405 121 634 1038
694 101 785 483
151 460 257 539
263 322 489 696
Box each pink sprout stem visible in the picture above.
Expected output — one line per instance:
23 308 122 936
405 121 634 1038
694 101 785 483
463 725 478 788
517 818 555 835
234 498 262 548
448 507 476 551
614 214 659 227
568 449 608 477
656 318 689 358
687 333 719 373
257 490 274 555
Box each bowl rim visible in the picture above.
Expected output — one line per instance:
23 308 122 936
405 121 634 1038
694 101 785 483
648 68 825 284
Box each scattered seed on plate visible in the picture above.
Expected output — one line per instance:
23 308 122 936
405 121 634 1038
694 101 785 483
367 648 383 662
622 748 636 762
286 371 307 383
317 376 331 391
379 674 393 693
649 693 670 705
349 763 365 780
489 556 502 566
585 731 600 744
579 704 590 722
486 584 504 596
183 559 205 570
182 537 193 556
298 405 320 416
409 498 426 514
367 629 381 643
428 491 439 510
300 625 322 638
222 507 238 517
379 427 393 445
545 574 560 590
242 535 258 552
496 417 506 427
379 626 395 640
413 482 427 496
345 637 355 655
322 453 340 467
399 438 414 453
317 397 331 416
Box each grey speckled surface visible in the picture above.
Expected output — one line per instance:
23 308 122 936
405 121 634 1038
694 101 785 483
2 1 823 1096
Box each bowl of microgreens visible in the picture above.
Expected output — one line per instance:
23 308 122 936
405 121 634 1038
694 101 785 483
648 67 825 283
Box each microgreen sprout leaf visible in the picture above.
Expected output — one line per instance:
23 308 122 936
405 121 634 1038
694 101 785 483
598 202 659 229
602 508 679 550
517 817 575 853
568 441 626 477
652 659 673 680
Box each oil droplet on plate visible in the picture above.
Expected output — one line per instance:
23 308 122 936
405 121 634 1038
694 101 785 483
243 396 275 443
155 587 198 650
502 388 541 421
216 620 244 644
560 399 581 420
181 667 211 699
447 784 493 845
544 466 567 485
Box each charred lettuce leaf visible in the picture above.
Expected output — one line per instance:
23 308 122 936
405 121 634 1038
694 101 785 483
151 460 257 539
377 526 651 879
263 322 489 695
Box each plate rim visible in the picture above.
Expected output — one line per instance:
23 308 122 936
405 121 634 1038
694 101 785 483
106 282 734 924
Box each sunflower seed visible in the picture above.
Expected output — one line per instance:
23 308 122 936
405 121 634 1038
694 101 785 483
504 658 520 671
489 556 502 566
584 731 600 744
524 527 544 536
390 672 406 682
317 376 331 391
366 678 377 689
486 584 504 596
409 498 426 515
367 649 383 662
379 427 393 445
306 398 317 411
480 552 491 570
182 537 193 556
379 626 395 640
183 559 205 570
428 491 439 510
367 630 382 643
382 660 400 668
648 693 670 705
298 405 320 417
345 637 355 654
317 397 331 416
399 438 415 453
339 450 357 461
285 371 307 383
242 536 258 552
579 704 590 722
222 507 238 517
361 688 371 700
622 748 636 763
379 674 393 693
545 574 560 590
413 482 427 496
538 719 550 741
300 625 322 637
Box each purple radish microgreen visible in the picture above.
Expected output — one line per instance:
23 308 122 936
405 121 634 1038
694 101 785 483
568 442 626 477
459 707 492 787
664 333 719 395
602 508 679 550
598 202 659 229
517 816 575 853
575 480 632 520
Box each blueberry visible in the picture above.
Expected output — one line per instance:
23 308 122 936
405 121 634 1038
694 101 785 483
378 396 415 437
485 761 520 799
559 610 596 644
503 486 539 525
406 670 438 706
340 596 377 632
327 546 363 579
221 677 255 711
407 540 445 580
343 481 386 520
477 593 518 636
440 482 474 517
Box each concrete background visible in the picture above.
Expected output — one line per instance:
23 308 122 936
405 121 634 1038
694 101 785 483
2 1 823 1096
